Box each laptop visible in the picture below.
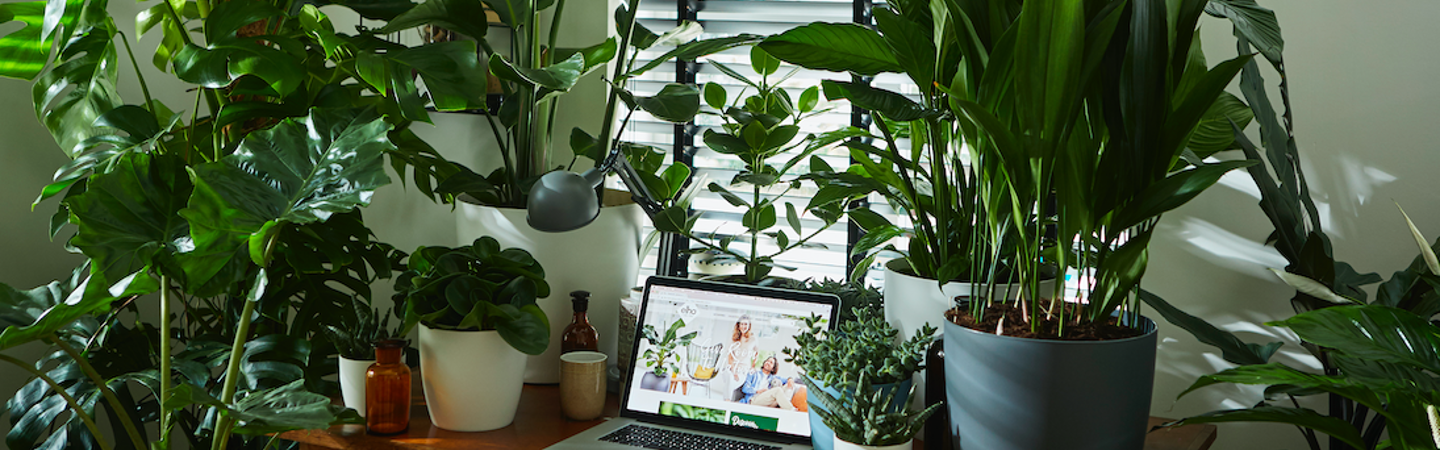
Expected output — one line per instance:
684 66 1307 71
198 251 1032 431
548 276 839 450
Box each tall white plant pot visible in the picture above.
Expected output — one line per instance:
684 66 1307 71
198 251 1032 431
419 326 527 431
882 259 1053 407
457 196 643 384
337 357 373 417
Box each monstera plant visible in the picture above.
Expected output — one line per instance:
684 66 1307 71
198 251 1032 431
0 0 501 448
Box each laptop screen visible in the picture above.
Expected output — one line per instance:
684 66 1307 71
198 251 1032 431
622 278 837 441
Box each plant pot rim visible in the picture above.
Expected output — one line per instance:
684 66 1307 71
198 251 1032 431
942 309 1158 345
457 188 638 208
419 324 500 335
884 258 1049 284
338 355 375 362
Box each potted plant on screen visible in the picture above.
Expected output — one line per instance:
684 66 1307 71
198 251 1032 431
432 0 766 383
394 237 551 432
810 373 939 450
785 307 935 450
646 46 863 287
637 319 697 392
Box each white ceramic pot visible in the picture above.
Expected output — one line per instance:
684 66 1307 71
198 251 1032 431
418 325 527 431
458 196 642 384
338 356 373 417
882 259 1054 408
832 437 912 450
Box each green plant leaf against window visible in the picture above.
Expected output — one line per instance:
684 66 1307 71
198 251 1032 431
821 80 938 122
625 34 763 78
489 51 584 92
376 0 488 40
758 23 900 76
634 84 701 123
180 108 394 284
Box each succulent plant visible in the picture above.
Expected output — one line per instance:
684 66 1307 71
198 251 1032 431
784 307 935 388
810 373 940 446
321 299 399 361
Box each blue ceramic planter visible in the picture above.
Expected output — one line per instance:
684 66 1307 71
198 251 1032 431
807 377 913 450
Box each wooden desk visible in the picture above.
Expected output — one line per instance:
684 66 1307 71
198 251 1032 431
280 385 1216 450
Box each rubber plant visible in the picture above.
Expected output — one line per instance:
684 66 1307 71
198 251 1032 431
0 0 506 448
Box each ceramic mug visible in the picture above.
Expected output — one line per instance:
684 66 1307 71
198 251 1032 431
560 351 608 421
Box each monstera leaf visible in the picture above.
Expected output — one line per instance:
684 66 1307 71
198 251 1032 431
179 107 394 286
165 380 359 435
172 1 304 97
0 264 107 351
30 2 122 156
65 152 191 297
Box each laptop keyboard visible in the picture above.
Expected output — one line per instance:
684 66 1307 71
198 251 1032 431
599 424 783 450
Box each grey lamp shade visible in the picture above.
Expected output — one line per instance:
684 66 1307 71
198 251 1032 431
526 169 605 232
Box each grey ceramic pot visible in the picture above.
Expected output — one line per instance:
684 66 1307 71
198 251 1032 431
943 313 1157 450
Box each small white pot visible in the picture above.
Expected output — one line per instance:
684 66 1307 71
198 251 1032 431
833 437 912 450
419 325 527 431
457 198 642 384
337 356 373 417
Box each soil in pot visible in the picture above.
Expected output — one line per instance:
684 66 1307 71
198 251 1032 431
946 301 1144 341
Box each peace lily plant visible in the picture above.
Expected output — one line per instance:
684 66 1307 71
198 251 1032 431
0 0 509 448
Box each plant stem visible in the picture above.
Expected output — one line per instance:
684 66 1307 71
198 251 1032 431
597 0 644 168
196 0 212 19
212 299 260 450
117 32 155 114
547 0 567 61
51 337 147 450
0 353 111 450
159 274 173 448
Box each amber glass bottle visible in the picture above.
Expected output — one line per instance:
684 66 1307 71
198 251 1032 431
561 290 599 353
366 339 410 435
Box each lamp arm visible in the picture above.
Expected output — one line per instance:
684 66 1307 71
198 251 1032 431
607 155 665 218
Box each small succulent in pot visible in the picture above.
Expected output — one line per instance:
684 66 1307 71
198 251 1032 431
322 298 401 361
393 237 551 355
811 373 940 447
797 279 882 323
785 307 935 389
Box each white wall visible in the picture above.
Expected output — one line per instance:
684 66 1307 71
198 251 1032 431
1148 1 1440 448
1 0 1437 448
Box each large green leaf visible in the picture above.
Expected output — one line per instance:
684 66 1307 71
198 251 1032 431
488 51 584 92
758 23 900 76
1271 305 1440 374
626 34 763 78
33 15 121 156
1205 0 1283 65
66 152 191 295
0 1 63 79
172 1 302 97
1165 406 1365 449
1139 289 1280 366
0 265 110 351
1110 160 1256 231
389 41 489 112
633 84 701 123
375 0 488 40
821 80 938 122
1186 92 1253 157
180 108 394 282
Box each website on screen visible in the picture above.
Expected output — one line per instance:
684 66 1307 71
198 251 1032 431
626 285 832 438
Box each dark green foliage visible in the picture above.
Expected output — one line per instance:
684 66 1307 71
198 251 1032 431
320 300 399 361
809 373 939 446
798 278 883 323
784 308 934 388
394 237 551 356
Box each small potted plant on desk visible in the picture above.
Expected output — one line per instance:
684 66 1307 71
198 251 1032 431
786 307 936 450
322 301 405 418
393 237 551 432
811 374 939 450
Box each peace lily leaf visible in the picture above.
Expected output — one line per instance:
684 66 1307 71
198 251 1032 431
1165 406 1364 450
1205 0 1283 65
1270 305 1440 374
759 22 900 76
1139 289 1280 366
376 0 488 40
626 34 763 78
1110 160 1256 231
66 152 191 293
0 265 110 351
180 108 394 282
554 38 618 77
821 80 938 121
1267 269 1358 305
635 84 701 123
1397 203 1440 275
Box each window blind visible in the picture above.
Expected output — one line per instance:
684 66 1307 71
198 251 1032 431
624 0 917 286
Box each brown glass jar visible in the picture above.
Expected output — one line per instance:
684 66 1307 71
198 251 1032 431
561 290 599 354
366 339 410 435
